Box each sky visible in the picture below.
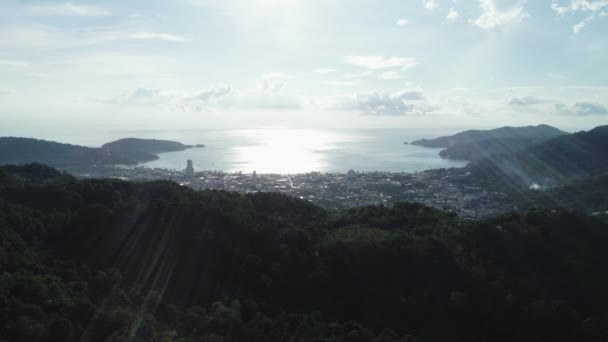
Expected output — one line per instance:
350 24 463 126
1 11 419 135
1 0 607 134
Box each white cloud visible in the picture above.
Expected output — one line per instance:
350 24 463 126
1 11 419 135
332 90 434 116
551 3 571 15
552 0 608 32
257 79 285 94
552 0 608 14
130 32 191 42
422 0 439 10
546 72 566 79
0 89 11 97
446 8 460 22
106 88 167 106
258 72 289 94
321 81 357 86
343 71 374 79
103 85 234 108
0 23 191 56
507 96 554 106
102 84 303 111
556 101 608 115
314 68 338 74
0 59 30 68
345 56 419 70
573 15 595 32
37 51 184 79
395 19 409 26
25 2 109 17
378 71 405 80
473 0 529 29
190 85 233 102
261 72 288 79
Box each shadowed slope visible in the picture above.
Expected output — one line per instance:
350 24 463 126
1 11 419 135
1 164 608 341
468 125 608 188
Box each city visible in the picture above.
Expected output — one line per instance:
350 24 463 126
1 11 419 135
67 159 515 219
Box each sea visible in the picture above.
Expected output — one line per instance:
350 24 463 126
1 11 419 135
7 127 468 174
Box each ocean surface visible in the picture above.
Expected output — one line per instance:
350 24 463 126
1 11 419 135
7 127 468 174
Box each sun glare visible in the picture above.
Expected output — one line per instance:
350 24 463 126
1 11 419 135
229 129 341 174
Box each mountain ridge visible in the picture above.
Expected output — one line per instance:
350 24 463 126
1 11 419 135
410 124 568 162
410 124 568 149
468 125 608 188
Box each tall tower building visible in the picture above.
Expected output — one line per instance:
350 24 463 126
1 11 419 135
185 160 194 177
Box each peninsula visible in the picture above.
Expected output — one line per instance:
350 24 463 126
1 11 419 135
410 124 567 161
0 137 204 168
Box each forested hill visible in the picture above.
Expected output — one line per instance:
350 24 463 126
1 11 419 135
468 125 608 188
0 137 159 167
1 164 608 341
515 170 608 213
101 138 199 154
410 125 567 162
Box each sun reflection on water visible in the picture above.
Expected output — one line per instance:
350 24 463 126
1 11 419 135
229 129 352 174
139 128 468 174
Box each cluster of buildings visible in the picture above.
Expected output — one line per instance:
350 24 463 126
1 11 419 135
70 160 515 219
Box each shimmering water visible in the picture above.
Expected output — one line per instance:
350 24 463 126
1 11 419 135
3 127 468 173
137 128 467 173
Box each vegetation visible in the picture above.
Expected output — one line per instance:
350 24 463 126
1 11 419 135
1 164 608 341
512 170 608 213
438 136 562 161
465 125 608 189
0 137 158 167
101 138 199 154
410 124 566 150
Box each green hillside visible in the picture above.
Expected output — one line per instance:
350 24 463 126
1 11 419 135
411 125 567 150
468 125 608 188
1 164 608 341
101 138 198 154
0 137 158 167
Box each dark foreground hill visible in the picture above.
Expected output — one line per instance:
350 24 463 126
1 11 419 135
1 164 608 341
410 125 567 162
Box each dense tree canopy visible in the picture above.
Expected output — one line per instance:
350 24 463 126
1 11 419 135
1 164 608 341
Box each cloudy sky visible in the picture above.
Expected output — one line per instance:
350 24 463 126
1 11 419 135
1 0 607 133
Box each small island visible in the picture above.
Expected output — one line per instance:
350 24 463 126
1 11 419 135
101 138 204 154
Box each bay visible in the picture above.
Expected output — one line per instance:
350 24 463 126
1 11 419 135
138 128 467 174
1 126 468 173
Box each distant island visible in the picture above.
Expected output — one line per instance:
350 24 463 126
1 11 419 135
101 138 202 154
0 137 204 168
